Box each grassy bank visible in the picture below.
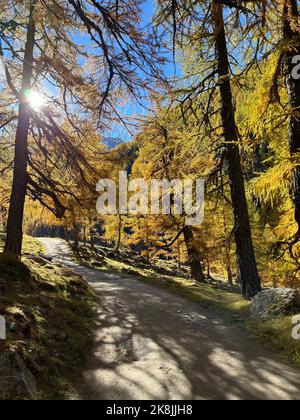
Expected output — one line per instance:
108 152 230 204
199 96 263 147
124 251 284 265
0 236 95 400
144 274 300 367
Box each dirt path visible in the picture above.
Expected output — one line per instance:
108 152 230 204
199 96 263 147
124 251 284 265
38 238 300 400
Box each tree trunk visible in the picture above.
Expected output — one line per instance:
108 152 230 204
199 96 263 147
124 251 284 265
183 226 206 283
212 0 261 299
64 227 70 242
282 0 300 235
89 226 95 250
3 3 36 258
177 240 181 271
88 217 95 250
223 208 233 285
227 264 233 286
83 221 87 246
72 220 80 253
207 260 212 280
115 215 122 252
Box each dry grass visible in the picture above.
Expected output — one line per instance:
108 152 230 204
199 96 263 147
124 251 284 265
0 236 95 400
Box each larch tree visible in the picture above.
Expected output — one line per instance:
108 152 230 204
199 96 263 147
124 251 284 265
243 0 300 268
281 0 300 236
132 108 208 283
2 1 36 257
155 0 262 298
269 0 300 258
0 0 97 257
211 0 261 298
0 0 163 259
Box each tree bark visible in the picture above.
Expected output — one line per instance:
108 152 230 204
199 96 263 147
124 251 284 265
4 3 36 258
212 0 261 299
83 221 87 246
223 209 233 285
227 264 233 286
88 217 95 250
282 0 300 235
206 260 212 280
183 226 206 283
89 226 95 250
72 219 80 253
177 240 182 271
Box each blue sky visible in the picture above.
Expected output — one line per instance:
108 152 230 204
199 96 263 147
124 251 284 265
110 0 177 142
0 1 176 141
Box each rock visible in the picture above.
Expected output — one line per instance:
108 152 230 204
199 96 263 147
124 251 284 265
0 351 37 400
251 288 300 319
9 318 32 339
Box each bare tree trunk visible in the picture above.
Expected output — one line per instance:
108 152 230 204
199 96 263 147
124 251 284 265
183 226 206 283
282 0 300 235
206 260 212 280
223 208 233 285
177 240 181 271
64 227 70 243
89 226 95 250
212 0 261 299
72 219 80 253
88 217 95 250
4 3 36 258
83 221 87 246
227 265 233 286
115 215 122 252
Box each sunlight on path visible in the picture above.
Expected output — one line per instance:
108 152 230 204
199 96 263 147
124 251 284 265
38 238 300 400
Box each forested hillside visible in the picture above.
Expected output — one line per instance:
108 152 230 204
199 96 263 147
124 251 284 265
1 0 300 401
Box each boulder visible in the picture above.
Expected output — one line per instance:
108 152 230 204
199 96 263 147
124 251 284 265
0 351 37 400
251 288 300 319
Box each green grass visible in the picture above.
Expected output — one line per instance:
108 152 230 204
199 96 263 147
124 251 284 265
0 236 95 400
138 274 250 313
144 274 300 369
248 316 300 367
23 235 46 255
141 274 300 368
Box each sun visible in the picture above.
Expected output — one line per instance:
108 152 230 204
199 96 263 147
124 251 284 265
24 89 46 111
